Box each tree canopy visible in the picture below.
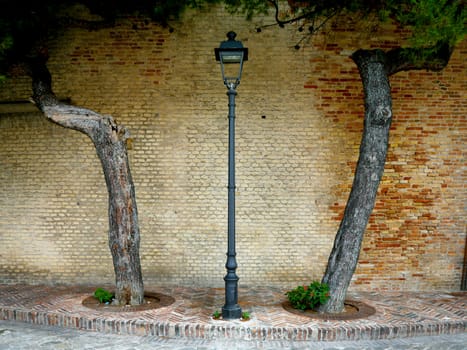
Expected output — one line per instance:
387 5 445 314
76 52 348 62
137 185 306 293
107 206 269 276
0 0 221 81
1 0 465 81
224 0 466 51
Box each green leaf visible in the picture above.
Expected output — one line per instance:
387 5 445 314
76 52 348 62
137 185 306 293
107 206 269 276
94 288 114 303
286 281 330 311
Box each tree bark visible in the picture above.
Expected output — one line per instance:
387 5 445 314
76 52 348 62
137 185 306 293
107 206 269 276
319 49 392 313
28 57 144 305
319 44 453 313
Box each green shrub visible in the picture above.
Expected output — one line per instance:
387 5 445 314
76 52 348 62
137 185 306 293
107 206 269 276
94 288 114 304
286 281 330 311
241 311 251 320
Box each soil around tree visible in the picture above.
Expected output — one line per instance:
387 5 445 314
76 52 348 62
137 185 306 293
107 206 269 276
282 299 376 320
82 292 175 312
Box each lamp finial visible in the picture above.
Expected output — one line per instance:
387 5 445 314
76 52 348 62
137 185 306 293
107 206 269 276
227 31 237 41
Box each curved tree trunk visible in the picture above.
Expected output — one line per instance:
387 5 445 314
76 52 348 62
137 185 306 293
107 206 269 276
319 44 453 313
28 57 144 305
319 49 392 313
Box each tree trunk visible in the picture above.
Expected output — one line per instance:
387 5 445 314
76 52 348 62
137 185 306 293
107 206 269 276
28 57 144 305
319 49 392 313
94 117 144 306
319 44 453 313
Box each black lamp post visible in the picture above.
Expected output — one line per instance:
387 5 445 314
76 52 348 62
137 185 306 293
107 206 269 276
214 31 248 320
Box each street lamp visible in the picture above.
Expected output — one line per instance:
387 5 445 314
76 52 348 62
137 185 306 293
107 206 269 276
214 31 248 320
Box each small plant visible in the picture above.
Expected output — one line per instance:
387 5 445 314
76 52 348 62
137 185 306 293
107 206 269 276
94 288 114 304
241 311 251 320
212 310 221 319
286 281 330 311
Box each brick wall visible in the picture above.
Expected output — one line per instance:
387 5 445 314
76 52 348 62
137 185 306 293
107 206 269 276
0 6 465 291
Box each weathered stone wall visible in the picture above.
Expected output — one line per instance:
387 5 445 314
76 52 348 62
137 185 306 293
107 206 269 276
0 5 465 290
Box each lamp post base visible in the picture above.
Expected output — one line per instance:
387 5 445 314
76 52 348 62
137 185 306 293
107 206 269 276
222 304 242 320
222 273 242 319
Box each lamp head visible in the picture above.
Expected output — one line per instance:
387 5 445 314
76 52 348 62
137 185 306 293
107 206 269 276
215 31 248 88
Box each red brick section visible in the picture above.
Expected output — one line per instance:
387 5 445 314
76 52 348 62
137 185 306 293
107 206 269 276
304 21 466 291
66 17 170 87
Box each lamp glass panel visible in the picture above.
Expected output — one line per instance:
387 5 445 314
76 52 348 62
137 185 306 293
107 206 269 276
220 51 244 82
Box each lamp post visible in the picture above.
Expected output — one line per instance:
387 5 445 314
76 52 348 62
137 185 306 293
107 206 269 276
214 31 248 320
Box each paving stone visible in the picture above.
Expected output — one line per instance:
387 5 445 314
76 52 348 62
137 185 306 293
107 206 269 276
1 321 467 350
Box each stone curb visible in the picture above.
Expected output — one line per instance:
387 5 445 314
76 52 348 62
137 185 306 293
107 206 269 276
1 306 465 341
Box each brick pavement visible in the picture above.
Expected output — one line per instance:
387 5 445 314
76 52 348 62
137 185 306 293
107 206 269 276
0 284 465 343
